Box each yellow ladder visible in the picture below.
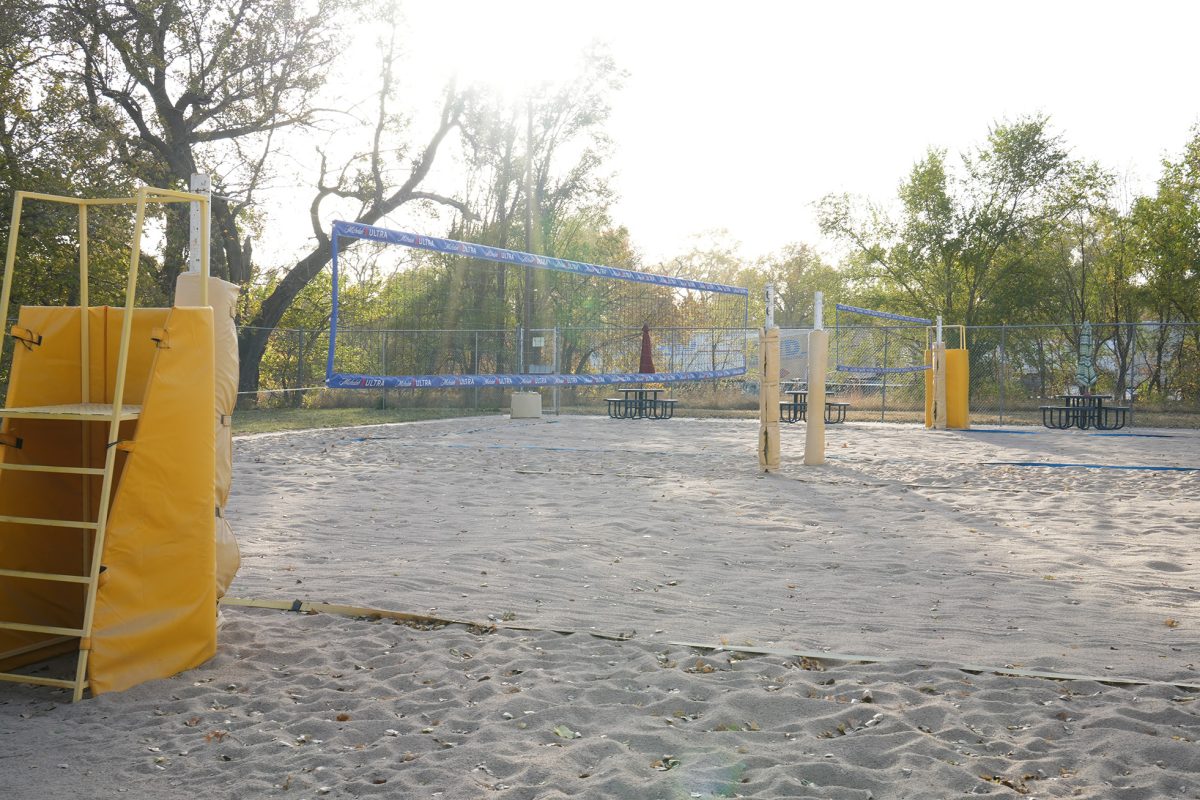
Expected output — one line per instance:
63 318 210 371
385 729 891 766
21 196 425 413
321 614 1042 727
0 188 208 701
0 404 141 700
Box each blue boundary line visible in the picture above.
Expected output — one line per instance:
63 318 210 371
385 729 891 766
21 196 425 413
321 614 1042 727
1089 432 1177 438
987 461 1197 472
961 430 1180 439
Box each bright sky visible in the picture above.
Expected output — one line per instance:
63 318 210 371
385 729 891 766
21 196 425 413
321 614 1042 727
293 0 1200 267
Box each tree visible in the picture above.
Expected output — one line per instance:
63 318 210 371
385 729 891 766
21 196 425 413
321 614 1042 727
0 0 138 310
448 48 625 370
1132 128 1200 325
54 0 345 294
236 50 473 393
759 243 845 327
817 116 1101 327
1128 128 1200 398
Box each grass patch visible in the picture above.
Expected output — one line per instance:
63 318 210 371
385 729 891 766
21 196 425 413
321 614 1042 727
232 406 502 435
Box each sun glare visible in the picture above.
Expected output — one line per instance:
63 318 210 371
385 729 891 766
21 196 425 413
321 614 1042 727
402 1 592 100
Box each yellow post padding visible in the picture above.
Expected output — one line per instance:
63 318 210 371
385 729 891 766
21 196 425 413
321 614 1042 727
90 307 216 694
945 348 970 429
804 330 827 465
925 347 970 429
758 327 780 472
176 274 241 598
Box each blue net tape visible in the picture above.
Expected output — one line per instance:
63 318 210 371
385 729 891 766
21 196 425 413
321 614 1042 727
328 367 746 389
835 364 931 374
332 221 748 296
834 304 932 325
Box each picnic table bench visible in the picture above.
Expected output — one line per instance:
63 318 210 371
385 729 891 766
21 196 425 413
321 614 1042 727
605 387 678 420
1040 393 1128 430
778 389 849 425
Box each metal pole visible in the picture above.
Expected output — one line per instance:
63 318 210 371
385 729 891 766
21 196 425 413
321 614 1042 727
1129 323 1137 428
474 330 479 412
296 329 304 407
999 325 1006 425
552 325 560 415
881 327 888 422
188 173 210 274
381 331 388 409
517 326 524 373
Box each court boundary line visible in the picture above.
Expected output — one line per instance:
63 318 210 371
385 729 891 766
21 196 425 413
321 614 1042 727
221 597 1200 692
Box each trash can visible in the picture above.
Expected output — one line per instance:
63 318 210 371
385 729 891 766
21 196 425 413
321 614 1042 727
510 391 542 419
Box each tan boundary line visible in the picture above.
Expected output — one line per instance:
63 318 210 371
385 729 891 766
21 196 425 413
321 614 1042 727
220 597 1200 692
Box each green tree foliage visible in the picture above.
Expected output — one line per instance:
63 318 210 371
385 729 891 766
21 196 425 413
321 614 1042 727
54 0 345 291
1127 128 1200 398
0 0 139 310
818 116 1105 326
1131 129 1200 325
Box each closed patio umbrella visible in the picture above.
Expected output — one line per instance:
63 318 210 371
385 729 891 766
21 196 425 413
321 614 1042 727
1076 320 1097 393
639 323 656 374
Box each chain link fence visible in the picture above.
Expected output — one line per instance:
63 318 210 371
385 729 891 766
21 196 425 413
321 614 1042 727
242 322 1200 427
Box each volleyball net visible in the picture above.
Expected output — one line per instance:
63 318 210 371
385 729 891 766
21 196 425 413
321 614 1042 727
325 221 750 389
833 303 933 376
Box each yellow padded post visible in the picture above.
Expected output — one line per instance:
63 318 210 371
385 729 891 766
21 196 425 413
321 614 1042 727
804 330 827 466
90 307 216 695
758 326 780 472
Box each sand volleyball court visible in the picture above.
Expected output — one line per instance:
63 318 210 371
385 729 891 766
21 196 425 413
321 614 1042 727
2 416 1197 798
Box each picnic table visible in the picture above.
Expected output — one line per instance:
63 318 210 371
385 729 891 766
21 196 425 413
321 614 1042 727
605 387 678 420
1040 393 1129 430
778 388 849 425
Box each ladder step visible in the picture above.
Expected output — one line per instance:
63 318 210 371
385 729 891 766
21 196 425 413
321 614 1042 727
0 568 91 584
0 621 85 637
0 671 81 690
0 402 141 422
0 463 105 476
0 514 98 530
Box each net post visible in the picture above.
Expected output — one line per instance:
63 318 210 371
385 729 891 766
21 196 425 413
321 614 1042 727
188 174 210 275
805 292 826 466
758 324 781 472
933 318 948 430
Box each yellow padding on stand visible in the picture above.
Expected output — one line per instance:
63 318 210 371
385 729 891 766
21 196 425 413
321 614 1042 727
89 307 216 695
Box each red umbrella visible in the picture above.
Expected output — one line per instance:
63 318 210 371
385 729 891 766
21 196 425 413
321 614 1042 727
639 323 656 374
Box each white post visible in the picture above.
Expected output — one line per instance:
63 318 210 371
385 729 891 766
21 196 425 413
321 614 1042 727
804 291 826 466
765 284 776 329
934 315 947 430
189 173 211 274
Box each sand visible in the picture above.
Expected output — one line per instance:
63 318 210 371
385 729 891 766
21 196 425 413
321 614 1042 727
2 415 1198 798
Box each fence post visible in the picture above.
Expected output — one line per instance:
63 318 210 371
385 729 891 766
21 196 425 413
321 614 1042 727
553 326 561 415
999 324 1006 425
881 327 888 422
517 326 524 374
474 330 479 412
381 331 388 410
296 328 304 408
1129 323 1137 428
